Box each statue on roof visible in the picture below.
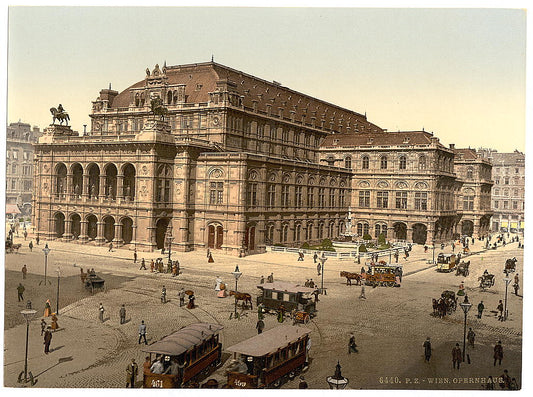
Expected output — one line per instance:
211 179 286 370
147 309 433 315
146 68 150 77
50 104 70 126
149 93 168 121
152 64 161 76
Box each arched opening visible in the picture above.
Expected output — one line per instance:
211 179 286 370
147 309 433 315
54 212 65 238
412 223 428 245
55 163 67 197
462 220 474 237
121 217 133 245
156 218 170 250
103 216 115 242
104 164 118 199
87 215 98 240
357 222 369 237
266 224 275 245
71 163 83 197
70 213 81 239
87 164 100 198
167 90 173 104
207 223 224 249
245 225 256 251
122 163 136 200
393 222 407 240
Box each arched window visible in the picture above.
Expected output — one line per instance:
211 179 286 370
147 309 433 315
156 165 172 203
167 91 172 104
135 93 140 107
362 156 369 169
467 167 474 179
344 156 352 169
418 155 427 170
399 156 407 170
281 224 289 242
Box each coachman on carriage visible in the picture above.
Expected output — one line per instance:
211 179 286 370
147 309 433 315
504 257 518 273
478 271 495 290
455 261 470 277
432 290 457 318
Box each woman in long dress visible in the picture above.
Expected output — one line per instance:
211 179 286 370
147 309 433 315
44 299 52 317
51 313 59 331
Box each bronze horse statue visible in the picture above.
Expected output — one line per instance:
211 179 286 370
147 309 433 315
150 97 168 120
50 107 70 125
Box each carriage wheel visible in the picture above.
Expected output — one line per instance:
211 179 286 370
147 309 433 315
303 314 310 324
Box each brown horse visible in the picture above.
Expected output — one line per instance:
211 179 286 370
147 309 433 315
228 291 253 309
340 271 363 286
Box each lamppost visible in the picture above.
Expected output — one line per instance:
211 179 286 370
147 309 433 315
165 224 173 268
326 361 349 389
432 241 436 265
319 253 328 295
231 265 242 318
18 309 37 385
459 296 472 363
56 267 61 315
40 243 51 286
503 277 511 321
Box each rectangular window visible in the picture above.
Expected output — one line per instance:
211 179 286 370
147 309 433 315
11 180 16 190
12 151 18 159
281 185 290 207
23 152 29 160
359 191 370 208
415 192 428 210
513 201 518 209
504 178 509 185
307 187 314 208
503 201 509 209
12 164 17 173
209 182 224 204
295 186 303 208
395 192 408 209
247 183 258 207
318 187 326 207
494 200 499 209
329 188 335 207
266 184 276 208
377 191 389 208
339 189 345 207
463 196 474 211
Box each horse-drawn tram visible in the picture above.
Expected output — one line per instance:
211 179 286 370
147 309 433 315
226 325 312 389
257 282 317 316
142 323 223 388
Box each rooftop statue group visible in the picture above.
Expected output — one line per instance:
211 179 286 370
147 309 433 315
50 104 70 126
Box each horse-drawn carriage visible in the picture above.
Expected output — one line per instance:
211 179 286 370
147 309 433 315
142 323 223 388
226 325 311 389
85 273 105 294
257 282 317 320
433 290 457 317
5 238 22 254
436 253 458 272
340 264 402 287
478 272 495 290
504 257 518 273
455 261 470 277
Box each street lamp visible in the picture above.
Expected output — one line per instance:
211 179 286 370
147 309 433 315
56 267 61 315
326 361 349 389
165 224 174 269
503 277 511 321
320 253 328 295
432 241 436 265
231 265 242 318
18 309 37 385
459 296 472 363
40 243 51 286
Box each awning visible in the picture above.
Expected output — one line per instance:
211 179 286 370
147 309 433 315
6 204 21 215
510 222 518 229
226 325 311 357
501 221 508 227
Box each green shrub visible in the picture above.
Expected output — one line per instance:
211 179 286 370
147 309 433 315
378 233 386 246
363 233 372 240
273 243 286 247
321 238 333 248
358 244 367 252
301 242 310 249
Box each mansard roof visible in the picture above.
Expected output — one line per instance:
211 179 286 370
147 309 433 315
109 61 383 133
321 130 440 148
453 148 478 161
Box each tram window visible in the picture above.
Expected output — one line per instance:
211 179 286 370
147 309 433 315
288 294 297 302
265 290 272 299
277 292 284 300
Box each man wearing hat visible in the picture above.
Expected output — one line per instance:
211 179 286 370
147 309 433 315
44 326 53 354
126 358 138 388
423 337 432 362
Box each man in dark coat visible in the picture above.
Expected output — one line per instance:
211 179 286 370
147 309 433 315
494 341 503 366
452 343 462 369
348 333 358 354
44 327 53 354
126 358 138 388
477 301 485 319
17 283 25 301
423 337 432 362
256 319 265 334
119 304 126 324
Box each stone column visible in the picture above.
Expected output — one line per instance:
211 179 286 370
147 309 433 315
99 174 106 200
66 172 73 201
113 222 123 245
117 175 124 200
82 174 89 201
79 220 88 242
96 221 105 244
406 226 413 242
63 218 73 240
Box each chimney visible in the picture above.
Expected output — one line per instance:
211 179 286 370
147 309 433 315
450 143 455 150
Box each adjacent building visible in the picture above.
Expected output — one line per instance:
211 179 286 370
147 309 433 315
32 61 494 254
6 121 41 217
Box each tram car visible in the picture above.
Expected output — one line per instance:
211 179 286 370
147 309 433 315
436 253 458 273
226 325 312 389
142 323 223 388
257 282 317 316
364 264 401 287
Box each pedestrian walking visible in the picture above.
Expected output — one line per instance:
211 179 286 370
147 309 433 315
109 242 113 252
423 337 432 362
133 249 138 263
138 320 148 344
36 236 40 245
21 264 27 279
494 341 503 366
313 252 318 263
172 263 178 276
317 263 321 276
259 275 264 284
143 356 151 375
359 284 366 300
348 333 358 354
267 273 274 283
187 292 196 309
17 283 25 301
29 241 33 252
467 328 475 348
477 301 485 319
126 358 138 388
119 304 126 324
40 319 47 335
452 343 462 369
308 279 315 288
99 303 105 322
150 259 155 272
277 304 285 323
499 369 511 389
44 299 52 317
24 229 28 240
139 258 146 270
256 319 265 334
179 288 185 307
161 286 167 303
451 242 455 252
298 249 304 261
513 273 520 296
485 375 495 390
208 252 214 263
497 300 504 321
43 326 53 354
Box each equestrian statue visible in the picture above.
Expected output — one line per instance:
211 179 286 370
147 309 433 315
50 104 70 125
150 96 168 121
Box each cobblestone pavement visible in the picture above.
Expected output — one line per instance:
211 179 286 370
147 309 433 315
3 234 524 389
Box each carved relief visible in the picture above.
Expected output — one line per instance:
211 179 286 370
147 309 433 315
377 181 389 188
396 181 408 189
415 182 429 190
358 181 370 188
209 168 224 178
142 165 148 175
268 173 277 182
249 170 258 180
283 173 291 183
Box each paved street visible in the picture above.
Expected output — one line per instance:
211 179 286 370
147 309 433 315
3 234 523 389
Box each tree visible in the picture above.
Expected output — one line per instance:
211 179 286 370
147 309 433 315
358 244 367 252
363 233 372 241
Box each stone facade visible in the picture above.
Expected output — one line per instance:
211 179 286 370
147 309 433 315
6 122 41 216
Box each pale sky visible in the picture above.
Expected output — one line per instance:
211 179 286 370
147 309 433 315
5 5 527 152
